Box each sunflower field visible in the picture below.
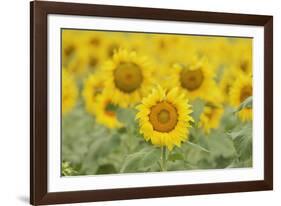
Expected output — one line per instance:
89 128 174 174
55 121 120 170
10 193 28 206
62 29 253 176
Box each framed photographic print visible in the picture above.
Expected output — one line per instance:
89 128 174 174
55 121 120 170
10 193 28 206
30 1 273 205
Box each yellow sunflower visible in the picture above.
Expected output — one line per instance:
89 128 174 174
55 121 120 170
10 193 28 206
232 39 253 74
62 30 81 66
199 104 224 134
219 66 240 103
92 92 122 129
82 73 105 115
62 69 78 115
103 49 154 107
103 33 127 58
171 58 222 102
136 86 193 150
229 74 252 121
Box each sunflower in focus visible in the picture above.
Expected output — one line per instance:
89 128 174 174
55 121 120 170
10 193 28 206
172 58 222 102
82 73 105 115
93 92 122 129
62 69 78 115
103 49 154 107
199 104 224 134
136 86 193 150
229 74 252 121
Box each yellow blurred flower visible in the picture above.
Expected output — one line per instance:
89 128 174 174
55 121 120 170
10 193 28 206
232 39 252 74
172 58 222 102
82 73 105 115
62 69 78 115
92 92 122 129
219 66 238 103
136 86 193 150
229 74 252 121
103 49 155 107
62 30 81 66
199 104 224 134
103 33 127 58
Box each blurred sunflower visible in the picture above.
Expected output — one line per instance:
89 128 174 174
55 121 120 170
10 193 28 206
172 58 222 102
199 104 224 134
82 73 105 115
79 32 107 71
233 39 252 74
103 49 154 107
62 30 80 66
136 86 193 150
93 92 122 129
103 33 127 58
66 50 88 77
62 69 78 115
229 74 252 121
219 66 239 103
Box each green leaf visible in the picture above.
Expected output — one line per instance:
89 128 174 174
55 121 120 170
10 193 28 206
235 96 252 112
120 147 160 173
116 108 137 128
227 123 252 161
62 161 77 176
207 132 236 158
234 126 252 161
168 152 185 162
96 164 117 174
186 141 210 153
190 99 205 123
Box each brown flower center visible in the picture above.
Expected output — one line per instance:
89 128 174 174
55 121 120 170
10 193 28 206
114 63 143 93
180 68 204 91
105 102 116 117
149 101 178 132
240 85 252 102
64 45 75 57
107 43 119 57
240 60 249 73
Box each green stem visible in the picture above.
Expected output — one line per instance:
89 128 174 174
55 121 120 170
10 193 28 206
161 146 167 171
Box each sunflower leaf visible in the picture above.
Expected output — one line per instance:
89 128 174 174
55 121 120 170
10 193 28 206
116 108 137 128
190 98 205 124
186 141 210 153
168 152 185 162
120 147 160 173
235 96 252 112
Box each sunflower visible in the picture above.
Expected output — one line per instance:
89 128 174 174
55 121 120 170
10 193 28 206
62 30 81 66
171 58 222 102
231 39 253 74
92 92 122 129
229 74 252 121
103 33 127 58
136 86 193 150
62 69 78 115
219 66 239 103
199 104 224 134
82 73 105 115
103 49 154 107
79 32 107 72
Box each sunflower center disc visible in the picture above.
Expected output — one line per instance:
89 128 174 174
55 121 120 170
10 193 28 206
105 102 116 117
240 60 249 72
158 110 170 124
180 68 204 91
205 106 215 120
149 101 178 133
240 85 252 102
114 63 143 93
